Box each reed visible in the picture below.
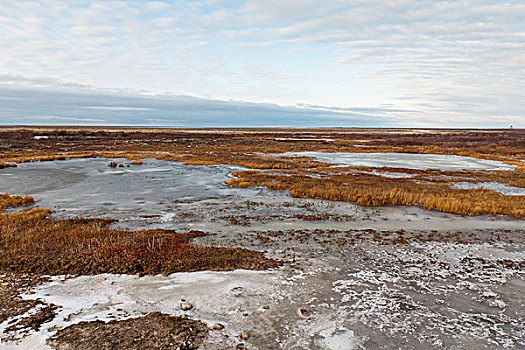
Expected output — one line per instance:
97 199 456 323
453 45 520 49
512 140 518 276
225 171 525 218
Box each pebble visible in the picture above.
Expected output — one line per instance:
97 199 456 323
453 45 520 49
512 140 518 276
490 299 506 309
482 290 497 298
240 331 249 340
180 300 193 311
231 286 245 297
297 307 312 318
213 323 224 330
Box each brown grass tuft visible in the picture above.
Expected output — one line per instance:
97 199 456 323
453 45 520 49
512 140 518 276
0 195 279 275
225 171 525 218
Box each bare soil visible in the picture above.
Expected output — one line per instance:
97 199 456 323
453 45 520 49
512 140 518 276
47 312 208 350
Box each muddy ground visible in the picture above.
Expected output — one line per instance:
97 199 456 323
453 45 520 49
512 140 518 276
0 157 524 349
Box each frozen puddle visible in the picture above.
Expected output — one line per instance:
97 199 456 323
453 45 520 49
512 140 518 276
451 181 525 196
0 157 245 220
2 270 365 350
283 151 515 171
273 138 335 142
363 170 414 178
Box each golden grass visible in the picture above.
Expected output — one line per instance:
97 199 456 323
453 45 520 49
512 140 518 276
0 162 17 169
0 194 34 211
225 170 525 218
0 194 278 275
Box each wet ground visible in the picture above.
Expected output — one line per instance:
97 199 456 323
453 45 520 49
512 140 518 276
0 158 524 349
0 158 521 233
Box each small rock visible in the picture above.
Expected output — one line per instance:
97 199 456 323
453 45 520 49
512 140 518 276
231 286 245 297
482 290 497 298
180 300 193 311
213 323 224 330
463 281 480 292
240 331 249 340
490 299 506 309
297 307 312 318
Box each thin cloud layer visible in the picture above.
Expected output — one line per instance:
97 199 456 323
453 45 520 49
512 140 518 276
0 0 523 127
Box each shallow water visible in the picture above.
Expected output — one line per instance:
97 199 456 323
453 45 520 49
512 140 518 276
283 151 515 171
0 158 522 233
0 158 244 219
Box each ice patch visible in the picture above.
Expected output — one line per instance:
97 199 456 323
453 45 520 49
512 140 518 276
282 152 515 171
450 181 525 196
2 270 278 349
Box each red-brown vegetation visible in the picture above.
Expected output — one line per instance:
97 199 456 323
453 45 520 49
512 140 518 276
47 312 208 350
0 195 279 276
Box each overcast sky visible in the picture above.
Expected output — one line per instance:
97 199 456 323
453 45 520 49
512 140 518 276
1 0 524 127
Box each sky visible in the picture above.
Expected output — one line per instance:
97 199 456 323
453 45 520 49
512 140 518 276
0 0 524 127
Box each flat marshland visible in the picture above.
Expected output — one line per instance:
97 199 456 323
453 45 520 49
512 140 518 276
0 127 524 349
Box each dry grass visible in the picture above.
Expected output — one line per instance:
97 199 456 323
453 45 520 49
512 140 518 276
47 312 208 350
0 194 34 211
0 194 279 275
226 170 525 218
0 161 16 169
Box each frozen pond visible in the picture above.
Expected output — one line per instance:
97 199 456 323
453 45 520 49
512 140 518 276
0 157 244 220
283 151 515 171
451 181 525 196
0 157 523 233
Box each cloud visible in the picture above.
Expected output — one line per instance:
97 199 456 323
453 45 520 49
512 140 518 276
0 0 523 127
30 116 106 123
80 106 157 111
0 85 409 127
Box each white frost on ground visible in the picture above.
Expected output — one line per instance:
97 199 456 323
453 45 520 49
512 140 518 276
1 269 366 350
332 242 525 348
2 271 276 349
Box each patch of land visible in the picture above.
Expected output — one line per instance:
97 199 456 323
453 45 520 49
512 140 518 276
47 312 208 350
0 273 55 342
0 127 524 349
